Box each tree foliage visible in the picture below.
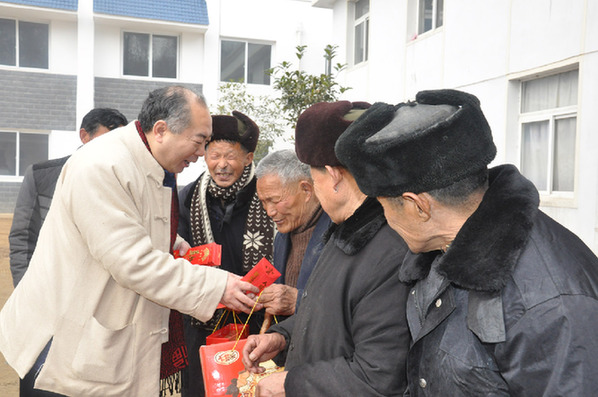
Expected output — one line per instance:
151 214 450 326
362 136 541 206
211 81 286 163
269 44 350 128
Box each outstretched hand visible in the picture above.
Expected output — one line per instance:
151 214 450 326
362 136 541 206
220 273 261 313
260 284 298 316
242 333 287 374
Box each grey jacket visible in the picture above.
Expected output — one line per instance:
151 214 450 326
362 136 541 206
9 156 69 286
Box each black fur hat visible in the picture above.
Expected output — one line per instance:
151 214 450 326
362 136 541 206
295 101 371 167
335 89 497 196
211 110 260 152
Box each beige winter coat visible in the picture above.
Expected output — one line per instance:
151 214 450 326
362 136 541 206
0 122 228 396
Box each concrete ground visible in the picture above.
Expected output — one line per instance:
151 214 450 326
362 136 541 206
0 214 19 396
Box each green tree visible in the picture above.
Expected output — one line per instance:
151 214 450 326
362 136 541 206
269 44 351 129
211 81 286 163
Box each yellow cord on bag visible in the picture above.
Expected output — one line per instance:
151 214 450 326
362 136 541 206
231 290 263 351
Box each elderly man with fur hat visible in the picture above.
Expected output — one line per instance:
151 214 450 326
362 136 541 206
336 89 598 396
178 111 275 397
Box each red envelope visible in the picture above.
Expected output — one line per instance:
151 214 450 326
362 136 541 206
174 242 221 266
217 258 281 309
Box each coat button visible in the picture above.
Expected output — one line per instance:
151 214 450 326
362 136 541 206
435 298 442 308
419 378 427 388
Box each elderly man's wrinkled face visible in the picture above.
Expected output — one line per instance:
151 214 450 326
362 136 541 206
205 140 253 188
257 174 314 234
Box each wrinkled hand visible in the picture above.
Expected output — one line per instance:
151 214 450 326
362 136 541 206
260 284 298 316
255 371 287 397
242 333 287 373
220 273 261 314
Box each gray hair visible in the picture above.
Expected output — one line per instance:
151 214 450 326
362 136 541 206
138 86 207 134
256 149 311 185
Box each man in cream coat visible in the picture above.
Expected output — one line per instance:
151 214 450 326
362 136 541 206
0 86 259 396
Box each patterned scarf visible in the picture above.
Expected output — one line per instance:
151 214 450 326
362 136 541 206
190 163 274 273
134 122 187 394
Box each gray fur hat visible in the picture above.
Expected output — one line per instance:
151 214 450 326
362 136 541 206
335 89 497 196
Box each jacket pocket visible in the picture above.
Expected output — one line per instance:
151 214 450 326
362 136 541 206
72 316 135 384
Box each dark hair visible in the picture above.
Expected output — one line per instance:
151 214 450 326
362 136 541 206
81 108 128 137
427 168 489 207
137 86 207 134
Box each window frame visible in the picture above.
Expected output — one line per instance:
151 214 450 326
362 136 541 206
122 31 179 79
352 0 370 66
219 39 272 86
0 17 49 70
518 69 580 206
0 130 49 181
417 0 443 36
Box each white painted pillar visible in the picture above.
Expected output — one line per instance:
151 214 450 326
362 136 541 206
76 0 95 131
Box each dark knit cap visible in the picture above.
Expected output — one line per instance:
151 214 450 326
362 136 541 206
335 89 497 196
211 110 259 152
295 101 371 167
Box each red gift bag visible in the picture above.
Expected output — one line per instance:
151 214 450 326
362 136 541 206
200 339 248 397
206 323 249 345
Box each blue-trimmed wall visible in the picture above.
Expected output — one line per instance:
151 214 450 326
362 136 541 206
0 0 76 10
94 0 209 25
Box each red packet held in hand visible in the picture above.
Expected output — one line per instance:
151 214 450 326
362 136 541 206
174 242 221 267
217 258 281 309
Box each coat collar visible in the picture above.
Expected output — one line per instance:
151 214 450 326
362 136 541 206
325 196 387 256
400 165 540 291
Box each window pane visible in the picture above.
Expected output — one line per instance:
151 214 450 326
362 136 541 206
354 22 365 64
436 0 444 28
19 133 48 176
123 32 149 76
19 21 48 69
247 43 271 85
355 0 370 19
521 121 549 191
0 132 17 176
221 40 245 82
152 35 177 78
419 0 433 34
0 18 16 66
522 69 578 112
552 117 576 192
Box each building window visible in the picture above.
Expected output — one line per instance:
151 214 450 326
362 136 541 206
418 0 443 34
123 32 178 78
0 18 49 69
220 40 271 85
520 69 578 194
353 0 369 65
0 132 48 177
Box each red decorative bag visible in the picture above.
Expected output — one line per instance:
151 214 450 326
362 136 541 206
206 323 249 345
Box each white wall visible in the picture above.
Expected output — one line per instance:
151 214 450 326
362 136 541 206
322 0 598 252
